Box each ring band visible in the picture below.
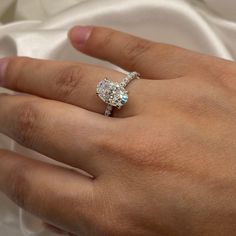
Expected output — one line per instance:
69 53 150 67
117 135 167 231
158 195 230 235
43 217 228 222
96 72 140 116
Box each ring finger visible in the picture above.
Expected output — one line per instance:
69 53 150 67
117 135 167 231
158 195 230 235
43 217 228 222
0 57 146 117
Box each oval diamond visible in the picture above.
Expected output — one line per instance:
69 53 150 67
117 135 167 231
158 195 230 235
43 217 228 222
96 79 128 108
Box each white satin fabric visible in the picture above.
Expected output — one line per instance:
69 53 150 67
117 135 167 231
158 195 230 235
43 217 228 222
0 0 236 235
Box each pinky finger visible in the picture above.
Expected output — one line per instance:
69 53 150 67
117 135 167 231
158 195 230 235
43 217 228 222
0 149 94 235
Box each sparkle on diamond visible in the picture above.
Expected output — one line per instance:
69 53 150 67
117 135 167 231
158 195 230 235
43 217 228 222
97 79 128 108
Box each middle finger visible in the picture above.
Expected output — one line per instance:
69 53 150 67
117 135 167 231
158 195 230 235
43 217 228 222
0 93 116 175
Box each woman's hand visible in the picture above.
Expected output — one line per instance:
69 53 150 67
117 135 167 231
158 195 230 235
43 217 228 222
0 26 236 236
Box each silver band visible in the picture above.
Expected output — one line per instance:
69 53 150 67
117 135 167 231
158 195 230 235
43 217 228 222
96 72 140 117
104 104 113 117
120 72 140 88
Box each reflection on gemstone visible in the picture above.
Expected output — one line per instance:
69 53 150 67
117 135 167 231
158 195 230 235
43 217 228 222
96 79 128 108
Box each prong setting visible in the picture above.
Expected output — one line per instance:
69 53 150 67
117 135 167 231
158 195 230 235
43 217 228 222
96 72 140 116
96 80 129 108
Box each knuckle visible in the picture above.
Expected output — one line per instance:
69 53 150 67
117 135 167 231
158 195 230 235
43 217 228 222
7 57 32 88
96 30 116 52
55 65 83 99
14 101 39 148
123 38 152 68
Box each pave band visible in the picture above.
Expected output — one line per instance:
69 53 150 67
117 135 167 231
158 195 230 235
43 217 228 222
96 72 140 116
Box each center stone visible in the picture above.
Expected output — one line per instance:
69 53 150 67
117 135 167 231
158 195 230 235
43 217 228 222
96 79 128 108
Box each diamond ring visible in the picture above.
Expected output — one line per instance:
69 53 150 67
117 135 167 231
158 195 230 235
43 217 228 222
96 72 140 116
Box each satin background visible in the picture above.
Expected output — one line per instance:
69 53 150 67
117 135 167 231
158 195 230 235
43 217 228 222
0 0 236 235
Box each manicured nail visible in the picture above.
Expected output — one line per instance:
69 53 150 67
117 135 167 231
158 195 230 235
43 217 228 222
69 26 93 47
0 57 9 86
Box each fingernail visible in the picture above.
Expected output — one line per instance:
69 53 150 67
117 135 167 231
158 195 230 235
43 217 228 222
0 57 9 86
69 26 93 47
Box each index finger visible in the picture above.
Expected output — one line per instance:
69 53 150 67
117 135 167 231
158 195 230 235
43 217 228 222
69 26 209 80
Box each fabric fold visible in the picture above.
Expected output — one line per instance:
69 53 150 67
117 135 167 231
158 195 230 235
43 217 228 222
0 0 235 235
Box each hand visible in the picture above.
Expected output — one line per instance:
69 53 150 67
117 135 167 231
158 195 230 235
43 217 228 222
0 26 236 236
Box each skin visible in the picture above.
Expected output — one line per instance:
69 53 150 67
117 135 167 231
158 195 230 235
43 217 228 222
0 26 236 236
